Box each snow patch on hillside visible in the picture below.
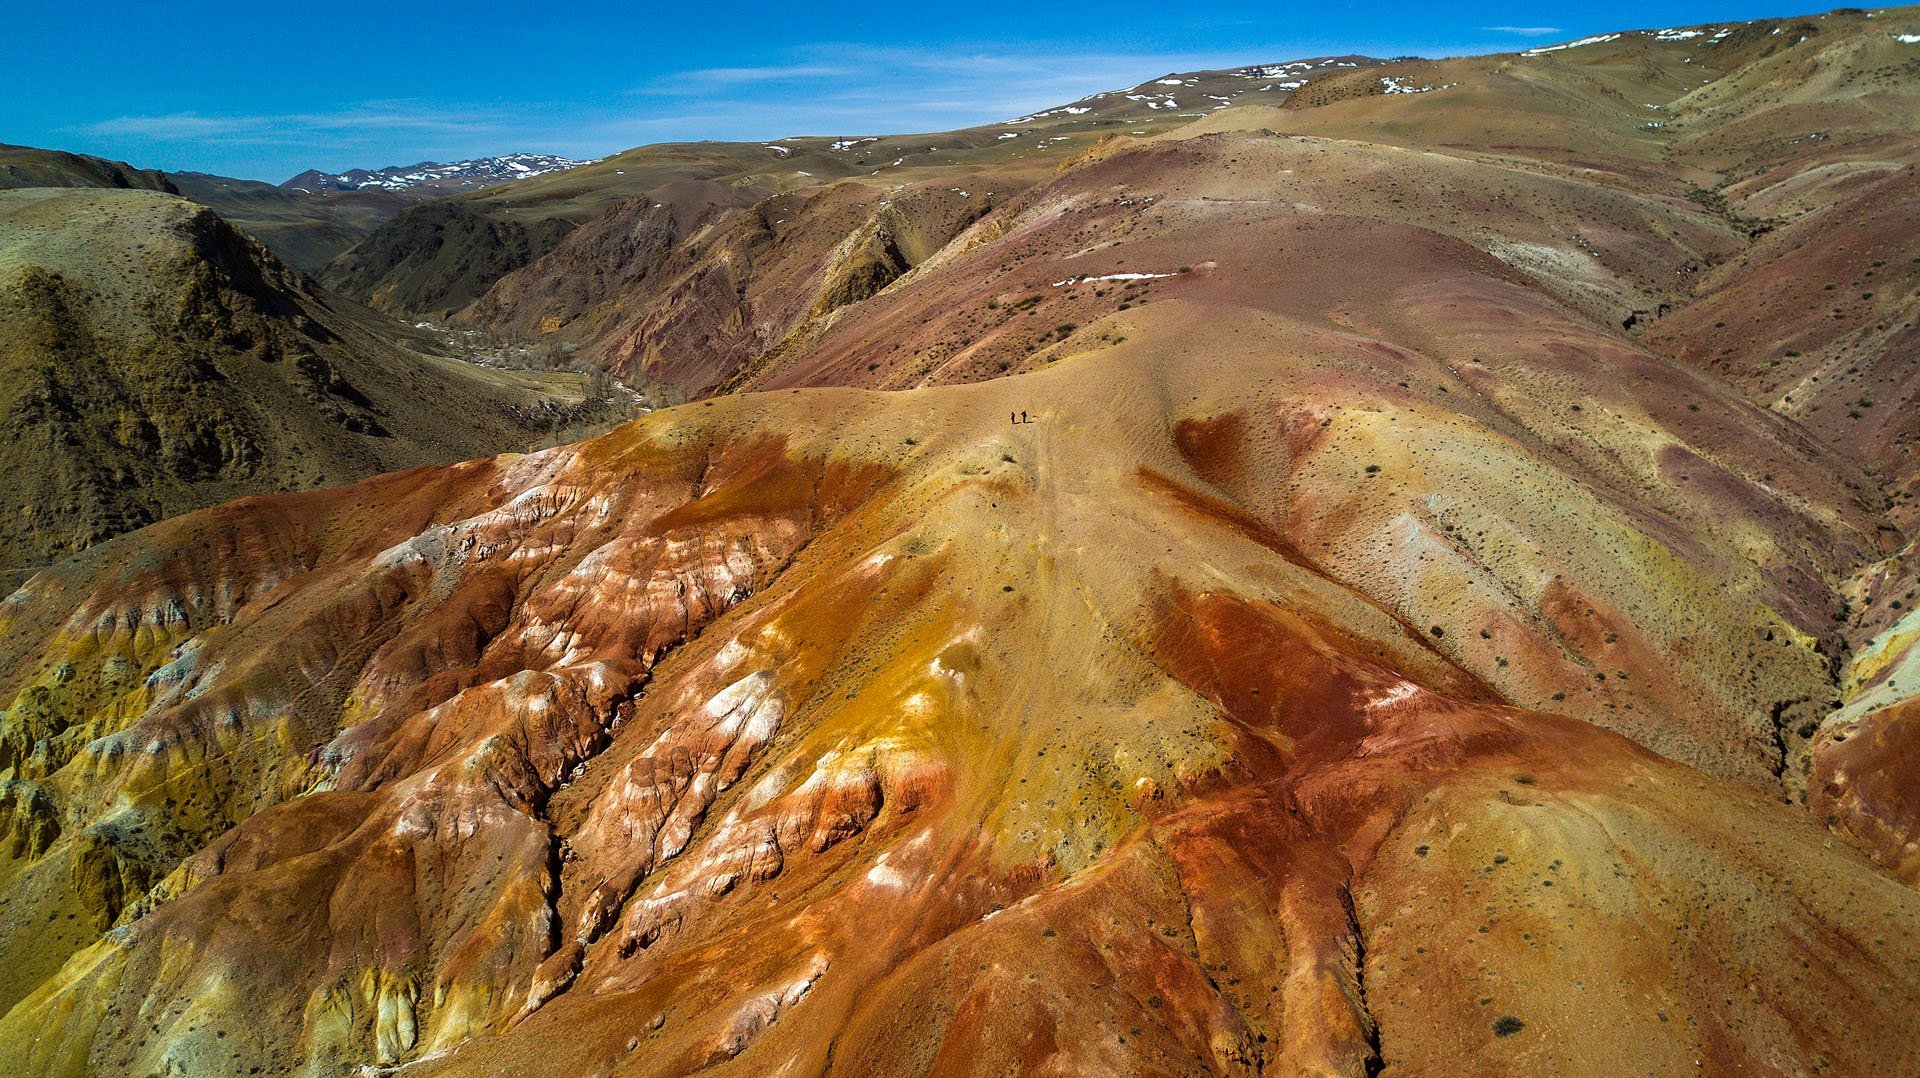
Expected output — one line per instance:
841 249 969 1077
1379 76 1456 94
1522 32 1621 56
283 153 589 192
1052 271 1177 287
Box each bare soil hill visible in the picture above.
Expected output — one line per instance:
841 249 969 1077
0 143 178 194
317 58 1383 319
2 7 1920 1076
0 333 1909 1075
165 173 413 273
0 188 627 585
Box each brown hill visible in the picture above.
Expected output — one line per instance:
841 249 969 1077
0 145 403 273
165 173 414 273
0 188 627 586
317 58 1382 321
0 143 178 194
0 326 1909 1074
3 6 1920 1076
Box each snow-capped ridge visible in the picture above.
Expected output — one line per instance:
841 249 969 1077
281 153 591 193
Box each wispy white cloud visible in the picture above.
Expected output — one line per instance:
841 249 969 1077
82 45 1274 165
76 102 513 145
77 114 260 139
617 43 1274 137
63 39 1487 178
640 62 858 92
1482 26 1561 37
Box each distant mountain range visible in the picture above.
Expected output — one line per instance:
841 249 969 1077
281 152 591 193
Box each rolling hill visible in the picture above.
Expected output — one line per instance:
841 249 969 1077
0 187 629 588
315 57 1384 319
163 172 414 273
0 143 178 194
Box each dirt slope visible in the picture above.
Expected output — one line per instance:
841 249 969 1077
0 188 622 583
0 143 178 194
2 7 1920 1076
166 173 413 273
0 334 1911 1074
317 58 1383 321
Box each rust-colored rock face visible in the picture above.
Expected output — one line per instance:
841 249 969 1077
5 7 1920 1076
2 328 1917 1073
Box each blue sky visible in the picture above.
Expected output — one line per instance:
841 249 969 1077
5 0 1820 181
